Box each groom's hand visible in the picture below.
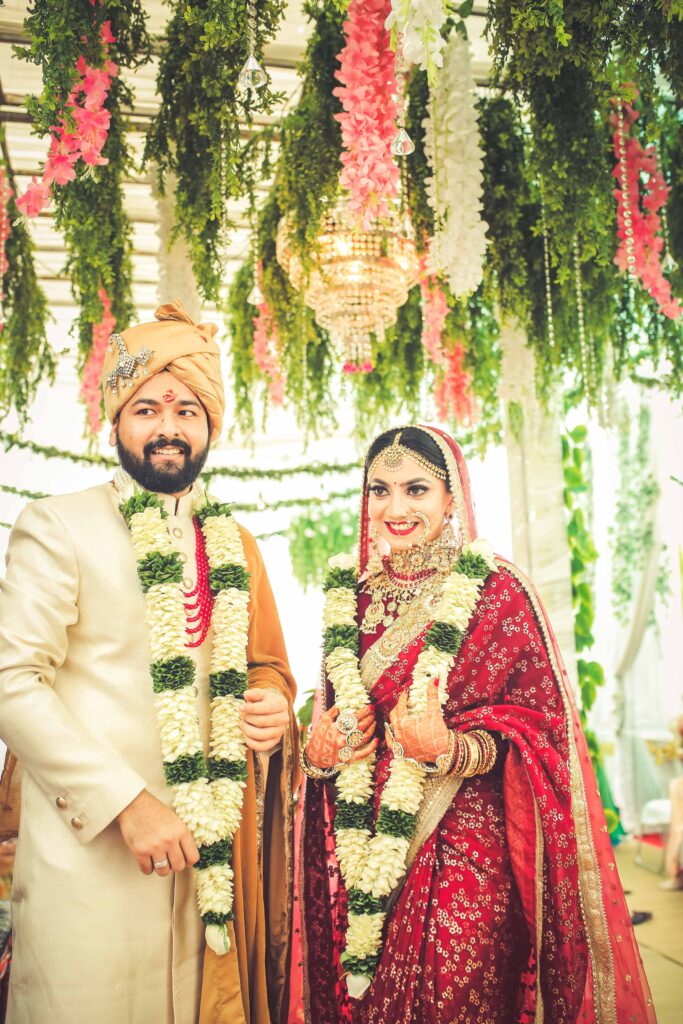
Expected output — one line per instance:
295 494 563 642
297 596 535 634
240 688 290 751
116 790 199 876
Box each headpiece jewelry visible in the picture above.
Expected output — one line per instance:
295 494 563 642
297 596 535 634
105 333 154 396
368 431 448 483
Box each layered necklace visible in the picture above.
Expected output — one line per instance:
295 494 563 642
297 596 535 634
117 474 250 957
360 531 459 633
322 537 497 996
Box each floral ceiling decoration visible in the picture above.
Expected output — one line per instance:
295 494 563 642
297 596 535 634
0 0 681 441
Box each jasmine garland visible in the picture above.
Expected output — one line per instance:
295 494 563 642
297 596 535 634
120 487 250 957
322 540 497 989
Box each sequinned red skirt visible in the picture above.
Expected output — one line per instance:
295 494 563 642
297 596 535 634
351 771 531 1024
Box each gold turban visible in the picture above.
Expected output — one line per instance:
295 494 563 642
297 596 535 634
101 300 225 441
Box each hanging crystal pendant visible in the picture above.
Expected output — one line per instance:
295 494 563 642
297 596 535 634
237 54 267 98
247 281 264 305
390 126 415 157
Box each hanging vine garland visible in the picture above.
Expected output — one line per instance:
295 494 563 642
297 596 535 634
275 1 345 274
612 95 682 319
80 287 117 434
15 2 149 362
145 0 286 302
0 139 53 424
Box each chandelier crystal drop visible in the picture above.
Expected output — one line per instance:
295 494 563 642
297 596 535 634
276 200 419 370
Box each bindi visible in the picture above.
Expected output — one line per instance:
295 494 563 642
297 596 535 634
162 389 177 404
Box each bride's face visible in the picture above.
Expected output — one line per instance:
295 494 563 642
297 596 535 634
367 454 454 553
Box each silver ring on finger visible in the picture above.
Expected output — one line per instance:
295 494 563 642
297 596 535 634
153 858 169 870
337 744 354 763
347 730 364 749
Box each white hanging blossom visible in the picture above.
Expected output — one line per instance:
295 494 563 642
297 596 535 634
423 30 489 297
385 0 450 84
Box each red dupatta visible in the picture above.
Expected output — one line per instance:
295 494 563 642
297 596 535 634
298 426 656 1024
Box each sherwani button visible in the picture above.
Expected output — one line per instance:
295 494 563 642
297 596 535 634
183 577 193 589
70 816 84 830
56 796 68 809
173 528 182 538
179 552 187 563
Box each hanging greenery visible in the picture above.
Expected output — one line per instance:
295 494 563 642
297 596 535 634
350 285 426 438
287 504 358 590
53 82 138 363
404 68 433 251
145 0 286 302
609 403 670 628
14 1 149 361
0 135 53 424
561 423 624 835
275 0 345 272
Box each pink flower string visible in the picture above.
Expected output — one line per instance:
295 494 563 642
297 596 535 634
253 275 285 404
434 343 474 425
80 286 116 433
16 20 118 219
0 166 13 331
333 0 400 228
419 267 448 366
610 95 682 320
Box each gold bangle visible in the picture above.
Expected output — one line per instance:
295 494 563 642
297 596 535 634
298 745 339 780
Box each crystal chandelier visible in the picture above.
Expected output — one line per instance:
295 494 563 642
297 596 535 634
276 201 419 370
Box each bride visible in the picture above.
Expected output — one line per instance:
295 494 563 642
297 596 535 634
296 425 655 1024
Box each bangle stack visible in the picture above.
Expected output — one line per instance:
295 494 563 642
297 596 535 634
450 729 497 778
299 744 340 780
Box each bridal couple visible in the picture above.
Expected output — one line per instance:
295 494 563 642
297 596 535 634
0 303 656 1023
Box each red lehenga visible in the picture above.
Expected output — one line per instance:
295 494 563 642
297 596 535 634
298 426 656 1024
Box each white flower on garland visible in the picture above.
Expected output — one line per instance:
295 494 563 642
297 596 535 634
423 30 489 297
385 0 449 84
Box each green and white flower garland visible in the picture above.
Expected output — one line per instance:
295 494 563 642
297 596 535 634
322 539 497 996
120 489 250 956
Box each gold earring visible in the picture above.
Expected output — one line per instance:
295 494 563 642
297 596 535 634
367 523 383 575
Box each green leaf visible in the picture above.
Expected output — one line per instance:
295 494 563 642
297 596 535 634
457 0 474 17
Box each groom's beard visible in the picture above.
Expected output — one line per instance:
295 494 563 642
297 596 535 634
116 434 210 494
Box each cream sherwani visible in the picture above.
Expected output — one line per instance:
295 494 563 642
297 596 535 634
0 479 296 1024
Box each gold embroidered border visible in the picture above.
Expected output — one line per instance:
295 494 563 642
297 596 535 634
360 588 436 692
500 560 617 1024
385 774 464 917
532 790 545 1024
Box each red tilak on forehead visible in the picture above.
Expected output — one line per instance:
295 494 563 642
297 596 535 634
162 389 177 404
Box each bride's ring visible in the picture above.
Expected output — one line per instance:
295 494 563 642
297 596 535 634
347 730 364 748
336 710 359 736
338 744 354 763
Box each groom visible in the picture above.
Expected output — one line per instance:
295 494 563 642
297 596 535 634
0 301 298 1024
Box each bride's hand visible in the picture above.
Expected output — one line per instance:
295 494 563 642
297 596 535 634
386 684 450 764
305 705 378 769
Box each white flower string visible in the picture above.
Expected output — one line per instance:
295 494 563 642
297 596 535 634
385 0 450 85
119 481 250 957
423 30 488 298
321 541 496 993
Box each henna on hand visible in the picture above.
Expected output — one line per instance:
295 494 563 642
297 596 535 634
387 684 450 763
305 704 378 768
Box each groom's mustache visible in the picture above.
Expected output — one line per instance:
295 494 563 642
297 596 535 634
143 436 192 458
